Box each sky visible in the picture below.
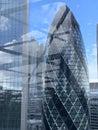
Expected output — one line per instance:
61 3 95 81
0 0 97 90
29 0 98 82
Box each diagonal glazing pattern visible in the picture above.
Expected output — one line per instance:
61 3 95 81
43 5 90 130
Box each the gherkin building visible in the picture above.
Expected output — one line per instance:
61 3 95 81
43 5 90 130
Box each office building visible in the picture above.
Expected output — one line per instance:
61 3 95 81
0 1 90 130
0 1 28 130
0 89 21 130
43 5 90 130
97 24 98 76
0 38 24 130
27 41 44 130
90 82 98 130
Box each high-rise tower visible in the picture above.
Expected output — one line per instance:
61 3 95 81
97 24 98 78
43 5 89 130
0 1 28 130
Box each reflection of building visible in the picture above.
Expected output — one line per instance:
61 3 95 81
0 89 21 129
0 1 28 130
0 86 3 90
0 37 44 130
90 82 98 130
0 1 45 130
0 38 23 130
0 0 28 44
43 5 89 130
27 42 44 130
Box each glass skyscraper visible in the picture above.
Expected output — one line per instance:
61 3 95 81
43 5 90 130
0 1 28 130
0 2 90 130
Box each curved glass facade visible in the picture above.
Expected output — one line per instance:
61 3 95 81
43 5 89 130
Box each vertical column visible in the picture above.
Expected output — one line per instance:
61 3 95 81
21 0 29 130
97 24 98 78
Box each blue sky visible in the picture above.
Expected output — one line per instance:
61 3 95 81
30 0 98 82
0 0 97 90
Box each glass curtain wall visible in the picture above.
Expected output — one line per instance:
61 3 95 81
90 83 98 130
0 1 90 130
43 5 90 130
0 1 28 130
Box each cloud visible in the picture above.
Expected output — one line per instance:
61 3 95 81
42 2 65 12
29 1 66 50
0 16 10 31
87 22 93 26
88 62 97 81
41 2 65 25
41 4 50 10
87 43 97 57
90 79 98 83
87 21 96 26
30 30 47 44
0 39 23 89
92 44 97 57
86 43 97 82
